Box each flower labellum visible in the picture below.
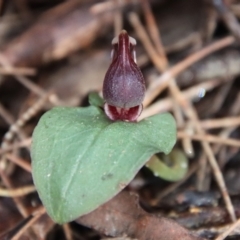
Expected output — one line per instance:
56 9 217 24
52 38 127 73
103 30 146 122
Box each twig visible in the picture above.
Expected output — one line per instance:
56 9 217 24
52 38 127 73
1 94 49 150
90 0 137 15
205 81 233 115
140 0 168 68
215 218 240 240
0 101 27 148
0 138 31 155
196 153 211 191
0 167 29 217
0 102 15 125
177 131 240 147
140 77 230 120
212 0 240 42
0 53 45 96
200 116 240 129
198 92 240 185
0 66 36 76
169 79 236 222
0 95 47 184
11 206 46 240
143 35 235 107
114 0 123 36
6 154 32 173
63 224 73 240
128 12 166 72
0 53 62 106
0 185 35 197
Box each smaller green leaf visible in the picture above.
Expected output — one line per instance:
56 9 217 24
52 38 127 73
146 148 188 181
88 92 104 107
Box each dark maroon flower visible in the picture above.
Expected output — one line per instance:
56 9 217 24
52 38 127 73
103 30 146 122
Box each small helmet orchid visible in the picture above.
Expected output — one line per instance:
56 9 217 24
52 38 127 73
103 30 146 122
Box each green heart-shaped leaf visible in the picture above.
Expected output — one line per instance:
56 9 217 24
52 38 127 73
31 106 176 223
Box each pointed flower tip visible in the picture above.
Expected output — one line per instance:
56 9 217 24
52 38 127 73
120 29 127 34
103 30 146 122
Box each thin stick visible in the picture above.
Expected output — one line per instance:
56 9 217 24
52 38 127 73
0 185 35 197
1 94 49 150
144 36 235 107
0 102 15 125
140 77 230 120
6 154 32 173
0 53 62 106
0 168 29 217
63 224 73 240
213 0 240 42
140 0 168 68
200 116 240 129
170 79 236 222
207 81 233 115
178 131 240 147
196 153 210 191
0 138 31 155
129 10 234 110
11 206 46 240
0 101 28 145
114 0 123 36
0 94 49 174
128 12 166 72
0 66 36 76
215 218 240 240
90 0 132 15
0 53 45 96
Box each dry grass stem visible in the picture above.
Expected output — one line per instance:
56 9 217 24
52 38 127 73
63 223 73 240
169 80 236 222
0 66 36 76
128 12 166 72
0 54 62 106
11 206 46 240
0 185 35 197
1 94 49 150
208 81 233 115
143 36 235 107
6 154 32 173
0 102 15 125
178 131 240 147
200 116 240 129
213 0 240 42
0 138 31 155
140 77 230 119
0 53 45 96
196 153 210 191
0 167 29 217
90 0 134 15
114 0 123 36
140 0 168 68
215 218 240 240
